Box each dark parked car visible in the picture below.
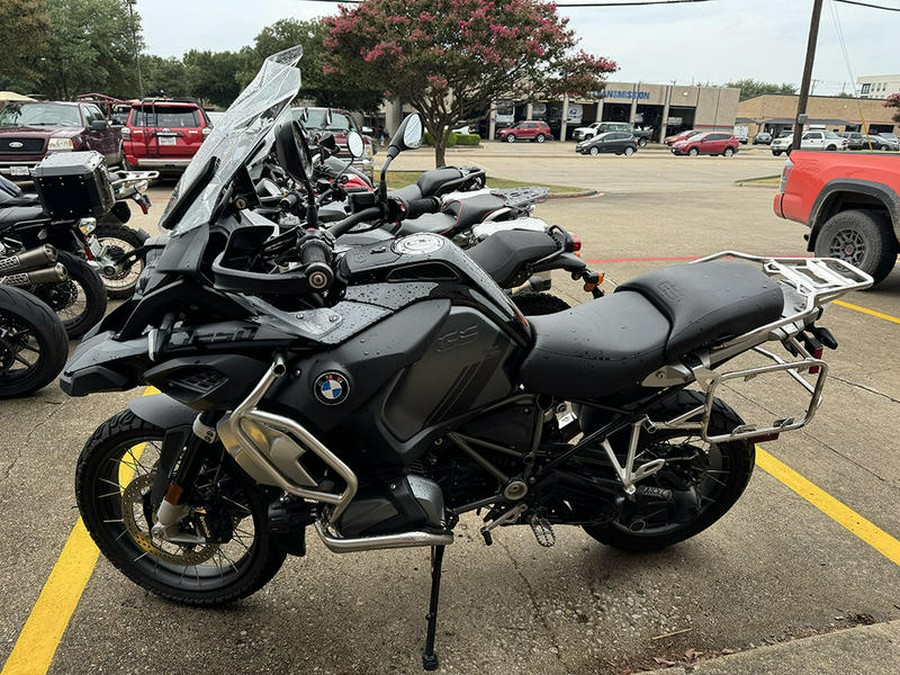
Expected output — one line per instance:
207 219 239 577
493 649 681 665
753 132 773 145
292 107 376 178
496 121 552 143
121 98 211 174
0 101 122 178
671 132 740 157
576 131 638 156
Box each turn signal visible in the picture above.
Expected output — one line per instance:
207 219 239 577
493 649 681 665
809 346 824 375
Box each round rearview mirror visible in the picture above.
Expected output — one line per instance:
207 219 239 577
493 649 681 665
346 131 365 159
403 114 423 149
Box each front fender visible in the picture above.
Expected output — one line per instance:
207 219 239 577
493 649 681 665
129 393 198 429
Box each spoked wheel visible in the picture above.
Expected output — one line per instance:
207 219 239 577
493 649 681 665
76 410 286 605
32 252 107 339
93 224 146 300
0 285 67 398
582 392 754 551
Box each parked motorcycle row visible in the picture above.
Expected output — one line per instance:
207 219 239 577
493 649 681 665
3 48 876 671
0 151 157 398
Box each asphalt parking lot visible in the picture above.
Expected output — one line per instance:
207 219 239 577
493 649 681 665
1 142 898 675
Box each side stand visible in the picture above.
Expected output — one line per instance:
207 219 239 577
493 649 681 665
422 544 446 671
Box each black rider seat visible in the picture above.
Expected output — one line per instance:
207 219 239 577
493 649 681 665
466 230 558 288
442 194 507 233
0 205 46 230
520 262 784 401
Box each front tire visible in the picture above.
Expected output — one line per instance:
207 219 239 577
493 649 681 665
814 209 898 285
582 392 754 552
76 410 287 605
772 150 782 156
31 251 107 339
638 138 648 148
589 146 600 156
688 147 700 157
93 224 146 300
0 285 67 398
506 134 516 143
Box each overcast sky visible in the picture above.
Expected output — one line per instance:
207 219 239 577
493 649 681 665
140 0 900 96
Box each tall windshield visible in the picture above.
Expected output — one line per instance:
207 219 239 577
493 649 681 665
160 46 303 235
0 102 82 127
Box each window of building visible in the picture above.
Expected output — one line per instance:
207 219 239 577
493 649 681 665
861 83 871 94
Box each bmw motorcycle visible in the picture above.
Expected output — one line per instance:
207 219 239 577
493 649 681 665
62 49 872 670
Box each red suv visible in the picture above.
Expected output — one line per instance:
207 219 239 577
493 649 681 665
122 99 210 173
671 132 739 157
497 121 552 143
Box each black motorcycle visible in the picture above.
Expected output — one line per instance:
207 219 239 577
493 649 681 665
61 49 872 670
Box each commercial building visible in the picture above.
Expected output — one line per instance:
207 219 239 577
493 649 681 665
736 94 899 138
487 82 740 142
856 74 900 100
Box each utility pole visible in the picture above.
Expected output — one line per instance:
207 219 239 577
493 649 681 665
793 0 824 151
127 0 145 98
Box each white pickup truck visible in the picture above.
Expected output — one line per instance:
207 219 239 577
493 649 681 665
572 121 652 146
770 130 848 156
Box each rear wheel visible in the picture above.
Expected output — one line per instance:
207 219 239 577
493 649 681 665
76 410 287 605
93 224 145 300
624 146 635 156
535 134 545 144
512 292 571 316
723 147 735 157
589 146 600 156
582 392 754 551
0 285 67 398
814 209 897 285
31 251 107 339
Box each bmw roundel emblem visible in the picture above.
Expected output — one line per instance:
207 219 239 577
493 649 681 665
314 372 350 405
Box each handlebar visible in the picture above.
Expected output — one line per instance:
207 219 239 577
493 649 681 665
298 236 334 291
401 197 441 220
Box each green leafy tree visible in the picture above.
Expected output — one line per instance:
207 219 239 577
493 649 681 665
38 0 142 99
885 93 900 124
240 18 383 112
0 0 50 91
726 78 798 101
324 0 617 166
139 55 190 99
183 49 244 108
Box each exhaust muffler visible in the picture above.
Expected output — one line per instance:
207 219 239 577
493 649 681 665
0 245 58 275
1 263 68 287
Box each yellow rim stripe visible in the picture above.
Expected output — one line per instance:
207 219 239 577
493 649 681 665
756 447 900 566
834 300 900 325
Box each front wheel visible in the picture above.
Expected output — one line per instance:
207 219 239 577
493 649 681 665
93 224 146 300
814 209 898 285
582 392 754 551
688 147 700 157
76 410 287 605
0 285 67 398
772 150 782 156
506 134 516 143
31 251 107 339
589 146 600 156
638 138 648 148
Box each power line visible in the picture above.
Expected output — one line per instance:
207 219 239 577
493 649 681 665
834 0 900 12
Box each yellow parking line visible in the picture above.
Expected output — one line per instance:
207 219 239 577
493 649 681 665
1 388 157 675
834 300 900 325
756 446 900 566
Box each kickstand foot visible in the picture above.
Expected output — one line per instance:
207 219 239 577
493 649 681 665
421 544 445 670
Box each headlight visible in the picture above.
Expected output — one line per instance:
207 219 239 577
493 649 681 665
48 138 74 151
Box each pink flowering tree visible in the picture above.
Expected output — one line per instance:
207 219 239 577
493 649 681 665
885 93 900 124
324 0 617 167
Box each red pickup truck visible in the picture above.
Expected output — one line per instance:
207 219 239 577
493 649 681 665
774 151 900 285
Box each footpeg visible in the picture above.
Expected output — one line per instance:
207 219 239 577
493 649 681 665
529 514 555 548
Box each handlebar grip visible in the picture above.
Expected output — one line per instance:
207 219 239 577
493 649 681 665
279 191 302 213
299 239 334 291
403 197 441 220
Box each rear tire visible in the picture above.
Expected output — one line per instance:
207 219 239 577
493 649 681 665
723 147 735 157
0 285 67 398
31 251 107 339
512 292 571 316
535 134 545 144
624 146 635 156
582 392 754 552
76 410 287 605
814 209 897 285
